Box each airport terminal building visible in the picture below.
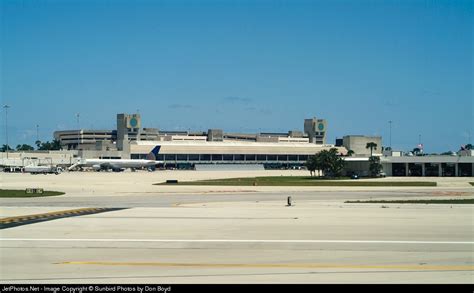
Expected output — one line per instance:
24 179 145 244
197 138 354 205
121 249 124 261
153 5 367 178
1 113 473 176
51 113 341 169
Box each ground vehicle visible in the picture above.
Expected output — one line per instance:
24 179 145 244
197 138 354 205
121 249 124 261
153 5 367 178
23 165 63 175
3 166 23 173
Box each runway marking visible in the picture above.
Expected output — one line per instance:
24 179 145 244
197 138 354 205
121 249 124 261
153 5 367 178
1 238 473 245
57 261 474 271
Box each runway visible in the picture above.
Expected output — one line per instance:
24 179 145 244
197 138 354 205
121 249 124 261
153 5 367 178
1 171 473 283
1 198 473 283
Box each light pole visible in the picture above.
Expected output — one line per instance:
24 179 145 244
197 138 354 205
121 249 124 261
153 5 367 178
3 105 10 158
419 134 422 154
36 124 39 142
76 113 80 129
388 120 392 149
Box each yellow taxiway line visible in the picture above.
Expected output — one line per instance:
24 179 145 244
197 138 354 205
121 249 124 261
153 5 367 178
58 261 474 271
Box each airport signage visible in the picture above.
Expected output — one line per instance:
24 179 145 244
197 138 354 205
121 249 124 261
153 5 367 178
25 188 44 194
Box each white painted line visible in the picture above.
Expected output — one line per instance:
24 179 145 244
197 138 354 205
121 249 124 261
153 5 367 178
1 238 473 245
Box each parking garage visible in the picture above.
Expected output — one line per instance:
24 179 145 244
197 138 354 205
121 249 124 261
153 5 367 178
388 159 473 177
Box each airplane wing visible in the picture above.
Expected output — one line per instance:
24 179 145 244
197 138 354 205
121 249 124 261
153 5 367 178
107 163 126 171
99 162 114 170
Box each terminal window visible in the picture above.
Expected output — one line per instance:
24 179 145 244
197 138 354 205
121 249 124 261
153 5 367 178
212 154 223 161
165 154 176 161
245 155 256 161
267 155 277 161
177 154 187 161
188 154 199 161
234 154 244 161
288 155 297 161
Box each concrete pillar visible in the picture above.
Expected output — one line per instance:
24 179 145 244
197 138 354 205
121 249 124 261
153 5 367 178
405 163 409 177
438 164 443 177
382 163 392 176
421 163 426 177
455 163 459 177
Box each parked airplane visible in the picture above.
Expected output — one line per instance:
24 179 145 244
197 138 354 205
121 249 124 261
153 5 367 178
68 146 162 172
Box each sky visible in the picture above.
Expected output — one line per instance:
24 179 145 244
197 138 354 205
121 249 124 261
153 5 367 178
1 0 472 153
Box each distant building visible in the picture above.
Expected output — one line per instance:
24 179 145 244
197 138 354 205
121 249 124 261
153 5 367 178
53 129 115 151
53 114 331 160
18 113 468 176
304 117 327 144
342 135 382 156
49 113 342 168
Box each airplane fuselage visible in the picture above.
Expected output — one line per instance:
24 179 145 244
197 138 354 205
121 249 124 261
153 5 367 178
69 159 159 171
84 159 157 168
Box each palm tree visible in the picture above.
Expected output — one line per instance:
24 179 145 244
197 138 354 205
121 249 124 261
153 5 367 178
346 150 355 157
366 142 377 157
51 139 61 150
1 145 12 152
16 144 34 151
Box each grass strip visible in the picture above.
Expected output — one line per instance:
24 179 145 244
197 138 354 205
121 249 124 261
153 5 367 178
345 199 474 204
0 189 65 198
156 176 437 187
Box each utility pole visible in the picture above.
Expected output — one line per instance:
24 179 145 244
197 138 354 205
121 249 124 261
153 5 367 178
3 105 10 158
36 124 39 142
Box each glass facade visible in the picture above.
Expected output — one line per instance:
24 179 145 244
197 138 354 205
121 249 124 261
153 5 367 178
153 153 312 163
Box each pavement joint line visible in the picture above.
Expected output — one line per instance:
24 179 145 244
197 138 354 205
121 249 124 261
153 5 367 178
57 261 474 271
1 238 473 245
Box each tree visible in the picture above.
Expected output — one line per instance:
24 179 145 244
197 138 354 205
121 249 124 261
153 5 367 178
51 139 61 150
346 150 355 157
366 142 377 157
413 147 422 156
37 139 62 151
38 141 51 151
369 156 382 177
16 144 34 151
307 148 345 178
0 145 13 152
306 155 321 177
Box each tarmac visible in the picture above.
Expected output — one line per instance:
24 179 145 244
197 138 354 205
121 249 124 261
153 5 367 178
0 170 473 283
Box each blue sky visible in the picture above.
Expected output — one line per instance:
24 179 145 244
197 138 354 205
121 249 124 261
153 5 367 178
1 0 472 153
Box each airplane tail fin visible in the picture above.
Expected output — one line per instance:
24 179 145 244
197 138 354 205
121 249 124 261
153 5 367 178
146 146 161 161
